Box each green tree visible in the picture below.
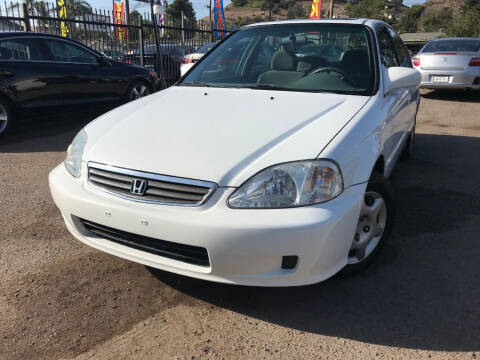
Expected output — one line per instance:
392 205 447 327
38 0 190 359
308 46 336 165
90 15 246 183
31 1 50 26
66 0 92 16
166 0 196 21
261 0 276 20
287 3 305 18
232 0 248 6
397 4 424 33
422 7 452 32
346 0 387 20
447 0 480 37
129 10 142 25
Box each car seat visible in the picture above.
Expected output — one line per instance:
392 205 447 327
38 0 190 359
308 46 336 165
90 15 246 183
340 49 371 88
257 48 304 86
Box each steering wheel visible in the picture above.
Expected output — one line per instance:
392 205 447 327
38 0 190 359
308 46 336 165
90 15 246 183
309 67 346 77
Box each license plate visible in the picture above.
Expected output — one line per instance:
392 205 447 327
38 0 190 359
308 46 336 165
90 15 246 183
433 75 449 83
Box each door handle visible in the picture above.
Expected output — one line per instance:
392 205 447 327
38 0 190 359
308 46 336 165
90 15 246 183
64 74 79 79
0 70 14 77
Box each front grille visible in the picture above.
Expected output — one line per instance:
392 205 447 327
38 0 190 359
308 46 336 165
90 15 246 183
87 162 216 206
80 219 210 267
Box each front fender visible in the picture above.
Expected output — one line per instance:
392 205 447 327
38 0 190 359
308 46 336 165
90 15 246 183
319 95 384 188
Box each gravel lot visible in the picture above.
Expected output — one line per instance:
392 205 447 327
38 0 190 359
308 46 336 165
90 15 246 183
1 90 479 360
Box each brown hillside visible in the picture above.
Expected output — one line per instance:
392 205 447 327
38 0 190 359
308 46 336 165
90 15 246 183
424 0 464 9
222 0 347 23
219 0 465 25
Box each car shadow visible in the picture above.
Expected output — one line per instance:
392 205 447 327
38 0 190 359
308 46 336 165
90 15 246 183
148 133 480 352
421 89 480 103
0 107 112 153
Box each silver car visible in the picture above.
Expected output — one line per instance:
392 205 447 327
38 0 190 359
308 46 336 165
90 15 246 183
412 37 480 90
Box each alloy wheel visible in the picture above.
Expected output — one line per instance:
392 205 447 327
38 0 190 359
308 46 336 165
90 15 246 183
129 84 150 101
348 191 387 264
0 103 8 134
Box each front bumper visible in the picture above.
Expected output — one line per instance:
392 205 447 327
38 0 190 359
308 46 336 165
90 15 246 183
49 163 366 287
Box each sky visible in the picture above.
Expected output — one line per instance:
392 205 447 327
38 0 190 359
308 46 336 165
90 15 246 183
90 0 427 21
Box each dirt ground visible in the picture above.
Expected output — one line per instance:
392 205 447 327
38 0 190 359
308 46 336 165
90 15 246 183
1 90 479 360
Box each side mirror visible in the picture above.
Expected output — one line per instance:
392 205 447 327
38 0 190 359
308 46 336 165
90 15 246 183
384 67 421 95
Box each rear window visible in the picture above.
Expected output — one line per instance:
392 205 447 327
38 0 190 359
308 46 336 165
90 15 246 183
423 39 480 53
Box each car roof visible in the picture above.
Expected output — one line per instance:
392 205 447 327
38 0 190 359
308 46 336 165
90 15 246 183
243 18 386 29
0 31 72 41
0 31 103 55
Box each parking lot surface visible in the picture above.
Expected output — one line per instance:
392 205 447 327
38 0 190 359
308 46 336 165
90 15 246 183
1 90 479 360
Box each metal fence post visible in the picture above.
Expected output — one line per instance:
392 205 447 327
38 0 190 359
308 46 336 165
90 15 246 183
21 2 31 32
181 10 185 44
150 0 166 89
139 17 144 67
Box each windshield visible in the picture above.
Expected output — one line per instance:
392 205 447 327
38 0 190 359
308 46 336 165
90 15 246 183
180 24 374 94
423 39 480 53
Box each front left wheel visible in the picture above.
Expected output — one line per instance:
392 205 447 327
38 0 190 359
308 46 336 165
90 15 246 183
0 98 14 137
344 172 395 273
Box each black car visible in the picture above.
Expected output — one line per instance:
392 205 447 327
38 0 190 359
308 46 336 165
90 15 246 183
0 32 160 136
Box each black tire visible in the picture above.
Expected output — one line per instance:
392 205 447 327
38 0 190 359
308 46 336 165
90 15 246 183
343 172 395 274
125 79 152 102
401 120 415 160
0 97 14 137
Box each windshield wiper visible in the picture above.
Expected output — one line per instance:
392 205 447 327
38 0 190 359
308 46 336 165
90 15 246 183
247 84 290 91
179 81 215 87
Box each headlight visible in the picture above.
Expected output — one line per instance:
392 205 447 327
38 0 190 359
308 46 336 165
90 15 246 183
64 130 87 178
228 160 343 208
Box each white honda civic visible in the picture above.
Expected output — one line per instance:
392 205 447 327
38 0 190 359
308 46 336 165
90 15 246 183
49 19 420 286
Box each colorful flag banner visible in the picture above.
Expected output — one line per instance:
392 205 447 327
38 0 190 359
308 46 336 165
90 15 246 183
309 0 321 19
57 0 69 37
213 0 225 38
113 0 126 41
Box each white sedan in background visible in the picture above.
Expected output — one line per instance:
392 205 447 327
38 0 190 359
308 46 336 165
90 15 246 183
180 42 216 76
412 37 480 90
49 19 420 286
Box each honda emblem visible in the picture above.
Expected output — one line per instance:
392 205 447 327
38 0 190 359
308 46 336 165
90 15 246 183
131 179 147 195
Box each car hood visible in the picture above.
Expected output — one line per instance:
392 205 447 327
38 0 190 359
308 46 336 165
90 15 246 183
83 86 370 187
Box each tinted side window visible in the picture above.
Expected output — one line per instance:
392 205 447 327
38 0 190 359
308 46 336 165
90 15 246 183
43 39 97 63
0 38 48 61
388 27 412 68
378 28 398 68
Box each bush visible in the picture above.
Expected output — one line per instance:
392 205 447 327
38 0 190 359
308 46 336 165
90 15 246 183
422 7 453 32
397 5 424 33
232 0 248 7
447 0 480 37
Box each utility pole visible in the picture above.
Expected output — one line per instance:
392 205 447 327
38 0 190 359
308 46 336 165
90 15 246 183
329 0 334 18
181 10 185 43
125 0 130 24
207 0 212 26
206 0 213 41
